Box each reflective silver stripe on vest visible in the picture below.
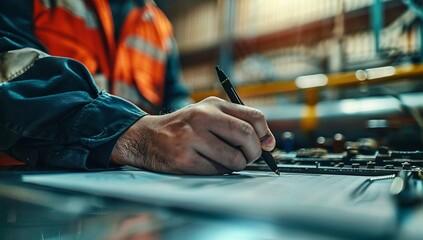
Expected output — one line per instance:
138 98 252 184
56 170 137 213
114 80 146 106
125 36 167 62
92 74 109 92
40 0 97 28
0 48 48 83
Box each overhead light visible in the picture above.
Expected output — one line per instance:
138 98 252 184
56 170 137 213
366 66 396 79
339 98 395 114
355 66 396 81
295 74 328 89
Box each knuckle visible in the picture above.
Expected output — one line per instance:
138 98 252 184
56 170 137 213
238 122 254 137
189 105 211 121
250 109 265 123
230 150 247 171
202 96 222 105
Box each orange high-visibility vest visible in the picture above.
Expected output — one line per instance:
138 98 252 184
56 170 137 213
33 0 173 109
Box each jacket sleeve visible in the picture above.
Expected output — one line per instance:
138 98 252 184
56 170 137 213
0 1 146 170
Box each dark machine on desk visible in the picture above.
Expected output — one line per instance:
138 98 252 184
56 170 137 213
249 133 423 206
252 144 423 176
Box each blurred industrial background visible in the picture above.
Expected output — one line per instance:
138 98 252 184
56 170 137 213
156 0 423 152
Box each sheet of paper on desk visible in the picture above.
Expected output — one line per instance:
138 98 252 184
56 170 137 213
23 170 397 238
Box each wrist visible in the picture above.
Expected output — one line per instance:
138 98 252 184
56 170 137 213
110 115 154 167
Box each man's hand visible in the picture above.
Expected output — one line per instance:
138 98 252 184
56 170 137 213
110 97 276 175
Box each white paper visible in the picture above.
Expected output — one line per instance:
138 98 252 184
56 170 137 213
23 170 397 238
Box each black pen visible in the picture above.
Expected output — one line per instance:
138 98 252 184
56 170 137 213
215 66 280 175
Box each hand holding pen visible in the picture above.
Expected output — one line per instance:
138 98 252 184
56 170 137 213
216 66 280 175
112 89 276 175
111 63 277 175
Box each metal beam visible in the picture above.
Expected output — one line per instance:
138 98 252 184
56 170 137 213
372 0 384 57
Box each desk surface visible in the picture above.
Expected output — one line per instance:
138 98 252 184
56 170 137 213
1 168 422 240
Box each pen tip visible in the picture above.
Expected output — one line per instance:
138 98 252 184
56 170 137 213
275 169 280 176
